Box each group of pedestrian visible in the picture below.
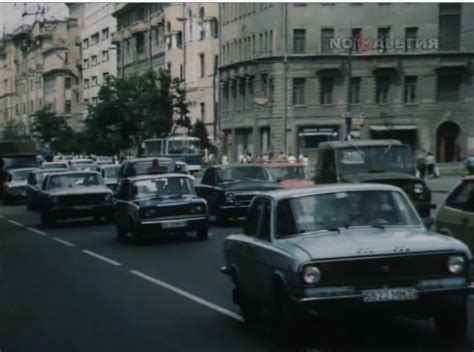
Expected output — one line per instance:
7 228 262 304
416 151 438 179
220 151 309 166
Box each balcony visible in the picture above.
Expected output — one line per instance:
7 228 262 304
111 32 122 44
122 29 132 40
130 20 148 34
151 14 164 28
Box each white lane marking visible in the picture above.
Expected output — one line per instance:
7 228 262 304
26 227 47 236
52 237 75 247
129 270 243 322
7 219 24 227
82 250 121 266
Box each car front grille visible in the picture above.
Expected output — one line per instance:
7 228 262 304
234 193 256 206
315 253 456 289
153 204 193 218
58 194 106 206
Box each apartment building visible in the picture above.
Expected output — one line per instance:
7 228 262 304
0 18 82 135
219 3 474 162
112 3 219 138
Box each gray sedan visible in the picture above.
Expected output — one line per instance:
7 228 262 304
221 183 474 338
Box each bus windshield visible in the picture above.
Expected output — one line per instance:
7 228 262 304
167 139 200 155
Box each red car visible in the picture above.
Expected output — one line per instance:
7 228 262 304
265 163 314 188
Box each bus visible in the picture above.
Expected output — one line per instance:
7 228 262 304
143 136 202 172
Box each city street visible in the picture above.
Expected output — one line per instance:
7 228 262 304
0 176 473 352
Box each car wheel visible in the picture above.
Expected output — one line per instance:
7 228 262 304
433 301 467 338
40 211 55 227
272 285 302 340
196 227 208 241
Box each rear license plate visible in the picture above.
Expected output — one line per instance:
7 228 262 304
162 220 187 229
362 288 418 303
73 205 94 210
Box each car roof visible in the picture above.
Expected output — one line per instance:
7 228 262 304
9 167 39 173
126 157 174 163
259 183 403 200
209 163 268 169
70 158 94 162
100 164 120 169
43 161 68 164
46 171 100 177
33 168 65 174
126 173 194 182
318 139 403 149
265 163 306 168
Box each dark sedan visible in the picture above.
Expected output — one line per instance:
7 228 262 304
26 168 65 210
37 171 114 226
196 164 282 224
2 167 39 205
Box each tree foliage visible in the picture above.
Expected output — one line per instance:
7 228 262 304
191 119 210 149
2 120 28 140
30 105 71 149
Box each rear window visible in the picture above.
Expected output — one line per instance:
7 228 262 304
1 156 38 169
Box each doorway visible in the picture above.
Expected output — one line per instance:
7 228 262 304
436 121 461 162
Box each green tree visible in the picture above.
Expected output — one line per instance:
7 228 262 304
2 120 28 140
191 119 210 149
172 78 190 131
30 105 70 149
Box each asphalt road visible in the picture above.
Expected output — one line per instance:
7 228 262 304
0 186 473 352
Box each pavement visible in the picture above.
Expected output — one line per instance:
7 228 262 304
0 198 474 351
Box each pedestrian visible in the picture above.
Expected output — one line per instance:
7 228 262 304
221 155 229 165
425 152 436 178
302 155 309 166
277 151 288 163
416 151 426 180
288 153 296 163
245 152 253 163
465 153 474 175
262 153 269 163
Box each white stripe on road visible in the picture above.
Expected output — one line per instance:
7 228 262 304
52 237 75 247
129 270 243 322
82 250 121 266
26 227 47 236
7 219 24 227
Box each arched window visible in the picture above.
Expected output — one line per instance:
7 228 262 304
199 7 205 19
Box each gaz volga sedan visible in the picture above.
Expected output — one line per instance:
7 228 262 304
114 174 208 243
220 184 474 338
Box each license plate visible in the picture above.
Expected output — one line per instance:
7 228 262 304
162 220 187 229
73 205 94 210
362 288 418 303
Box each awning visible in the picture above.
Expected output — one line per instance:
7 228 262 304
370 125 417 132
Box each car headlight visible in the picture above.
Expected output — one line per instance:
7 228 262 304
191 205 206 214
142 208 156 218
105 194 113 202
448 256 465 274
51 196 59 204
225 192 235 204
413 183 424 194
303 265 321 284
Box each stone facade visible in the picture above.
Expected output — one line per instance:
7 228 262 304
0 18 82 136
219 3 474 162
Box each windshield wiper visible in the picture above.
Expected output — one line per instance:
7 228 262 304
382 143 393 156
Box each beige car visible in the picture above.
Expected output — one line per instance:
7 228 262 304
436 176 474 251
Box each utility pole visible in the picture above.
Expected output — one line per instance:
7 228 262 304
148 6 152 69
282 3 288 153
344 10 354 141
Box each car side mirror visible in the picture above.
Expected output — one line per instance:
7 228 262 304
423 217 434 229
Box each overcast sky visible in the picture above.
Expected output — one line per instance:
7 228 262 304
0 3 68 34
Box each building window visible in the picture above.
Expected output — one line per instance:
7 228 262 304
248 76 254 96
15 104 18 115
102 50 109 62
91 32 100 45
167 62 171 73
377 27 390 52
84 98 89 105
83 38 89 48
65 100 71 113
437 74 461 102
261 74 268 97
199 53 205 77
352 28 362 53
404 76 417 103
65 77 71 89
102 27 109 40
30 100 34 111
176 31 183 49
405 27 418 52
200 102 205 120
84 79 89 88
439 3 461 51
92 76 98 87
320 77 334 105
239 78 246 99
91 55 98 66
350 77 361 104
103 72 109 81
64 51 68 64
136 33 145 55
293 78 306 105
92 97 98 104
39 98 42 107
84 59 89 68
293 29 306 53
376 76 390 104
321 28 334 53
210 18 218 38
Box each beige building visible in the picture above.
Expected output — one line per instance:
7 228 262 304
219 3 474 162
112 3 219 138
0 17 82 136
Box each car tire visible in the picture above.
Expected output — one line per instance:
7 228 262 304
40 211 55 227
196 228 208 241
272 285 302 340
433 301 468 338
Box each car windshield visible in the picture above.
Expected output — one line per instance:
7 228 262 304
43 163 68 169
48 173 103 189
218 166 270 183
10 169 35 181
103 166 120 178
133 160 174 175
275 190 420 237
336 145 415 174
71 159 93 165
73 164 97 172
269 166 307 180
167 139 200 155
133 177 195 199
